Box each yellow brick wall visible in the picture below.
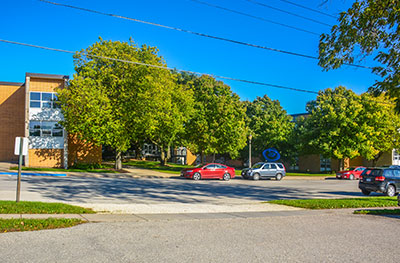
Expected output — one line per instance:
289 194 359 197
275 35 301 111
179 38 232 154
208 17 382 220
29 78 64 92
0 84 25 162
28 149 64 168
68 134 102 167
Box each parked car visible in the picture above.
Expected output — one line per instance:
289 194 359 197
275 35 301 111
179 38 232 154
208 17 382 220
181 163 235 181
359 167 400 197
241 162 286 181
336 166 366 180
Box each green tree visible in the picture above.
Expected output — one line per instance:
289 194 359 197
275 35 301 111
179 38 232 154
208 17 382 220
302 86 364 170
183 75 247 161
58 38 176 169
318 0 400 108
140 74 194 165
245 95 294 163
357 94 400 165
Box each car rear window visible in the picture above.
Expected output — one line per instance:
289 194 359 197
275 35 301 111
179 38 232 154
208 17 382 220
363 169 382 177
276 163 284 169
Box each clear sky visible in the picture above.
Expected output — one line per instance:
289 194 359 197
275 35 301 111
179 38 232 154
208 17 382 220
0 0 379 114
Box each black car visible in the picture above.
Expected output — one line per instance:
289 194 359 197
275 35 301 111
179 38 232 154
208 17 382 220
359 167 400 197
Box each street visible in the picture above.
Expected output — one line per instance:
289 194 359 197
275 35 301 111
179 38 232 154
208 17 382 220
1 210 399 263
0 175 370 213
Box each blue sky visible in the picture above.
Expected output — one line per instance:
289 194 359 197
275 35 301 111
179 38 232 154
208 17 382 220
0 0 379 114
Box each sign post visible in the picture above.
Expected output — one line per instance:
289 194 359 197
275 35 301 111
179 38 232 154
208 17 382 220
14 137 28 202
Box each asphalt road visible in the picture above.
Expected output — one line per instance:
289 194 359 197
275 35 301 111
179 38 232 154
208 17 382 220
1 210 399 262
0 175 381 213
0 175 369 204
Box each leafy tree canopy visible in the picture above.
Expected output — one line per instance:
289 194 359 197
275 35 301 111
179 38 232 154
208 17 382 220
183 74 247 159
319 0 400 108
245 95 294 161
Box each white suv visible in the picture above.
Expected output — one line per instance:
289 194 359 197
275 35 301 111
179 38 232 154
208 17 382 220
241 162 286 181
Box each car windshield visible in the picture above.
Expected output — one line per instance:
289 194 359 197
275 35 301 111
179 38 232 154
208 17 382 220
345 167 355 171
252 163 263 169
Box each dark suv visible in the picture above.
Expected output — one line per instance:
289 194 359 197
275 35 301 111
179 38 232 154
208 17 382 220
359 167 400 197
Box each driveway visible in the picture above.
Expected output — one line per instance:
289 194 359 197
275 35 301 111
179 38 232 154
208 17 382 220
0 173 370 213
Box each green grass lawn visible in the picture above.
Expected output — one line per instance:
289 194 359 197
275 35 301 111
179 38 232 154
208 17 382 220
0 218 85 233
267 197 398 209
354 209 400 215
0 201 95 214
10 165 118 173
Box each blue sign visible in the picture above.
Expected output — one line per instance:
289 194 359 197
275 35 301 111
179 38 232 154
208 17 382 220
263 148 280 162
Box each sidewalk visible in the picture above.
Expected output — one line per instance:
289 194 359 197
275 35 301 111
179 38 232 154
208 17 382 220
0 209 354 222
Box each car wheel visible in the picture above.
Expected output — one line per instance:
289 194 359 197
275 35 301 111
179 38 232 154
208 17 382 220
361 189 370 196
397 194 400 206
192 172 201 181
253 173 260 180
275 173 283 181
385 185 396 197
223 173 231 181
349 174 354 180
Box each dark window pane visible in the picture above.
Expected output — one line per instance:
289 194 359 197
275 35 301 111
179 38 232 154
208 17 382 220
42 93 52 101
52 130 63 137
42 130 52 137
30 92 40 101
270 164 277 169
30 101 40 108
29 130 40 136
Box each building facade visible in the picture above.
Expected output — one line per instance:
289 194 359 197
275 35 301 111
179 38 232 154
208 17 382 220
0 73 101 168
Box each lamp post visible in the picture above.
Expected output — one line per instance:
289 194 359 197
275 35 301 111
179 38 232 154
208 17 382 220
248 134 252 168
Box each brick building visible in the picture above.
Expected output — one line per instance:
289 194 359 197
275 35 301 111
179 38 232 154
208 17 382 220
0 73 101 168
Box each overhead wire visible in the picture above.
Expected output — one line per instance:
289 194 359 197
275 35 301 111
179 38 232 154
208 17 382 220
244 0 333 27
279 0 338 19
0 39 318 94
0 38 393 106
37 0 373 70
188 0 321 36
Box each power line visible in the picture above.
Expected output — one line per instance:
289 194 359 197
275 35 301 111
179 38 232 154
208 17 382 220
188 0 320 36
0 39 392 106
280 0 337 19
245 0 333 27
38 0 372 70
0 38 318 94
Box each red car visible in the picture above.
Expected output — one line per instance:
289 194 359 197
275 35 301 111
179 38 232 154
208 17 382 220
336 166 366 180
181 163 235 181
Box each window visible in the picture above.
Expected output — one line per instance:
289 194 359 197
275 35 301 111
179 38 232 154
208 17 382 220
263 164 271 170
204 164 216 169
29 121 63 137
270 163 277 169
29 92 61 109
320 156 331 172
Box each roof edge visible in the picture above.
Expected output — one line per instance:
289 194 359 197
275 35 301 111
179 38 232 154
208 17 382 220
26 72 69 80
0 81 24 86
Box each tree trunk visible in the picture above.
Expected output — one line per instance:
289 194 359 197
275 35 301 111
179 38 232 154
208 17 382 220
160 147 167 166
372 152 382 167
201 151 204 164
212 153 216 162
166 145 171 161
115 151 122 170
339 158 344 171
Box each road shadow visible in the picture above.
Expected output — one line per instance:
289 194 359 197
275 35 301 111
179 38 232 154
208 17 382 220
0 176 365 204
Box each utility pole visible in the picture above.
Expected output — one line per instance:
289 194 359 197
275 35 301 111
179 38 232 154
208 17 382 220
248 134 252 168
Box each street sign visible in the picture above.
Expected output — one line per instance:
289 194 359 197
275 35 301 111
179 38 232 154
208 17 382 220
14 137 28 156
